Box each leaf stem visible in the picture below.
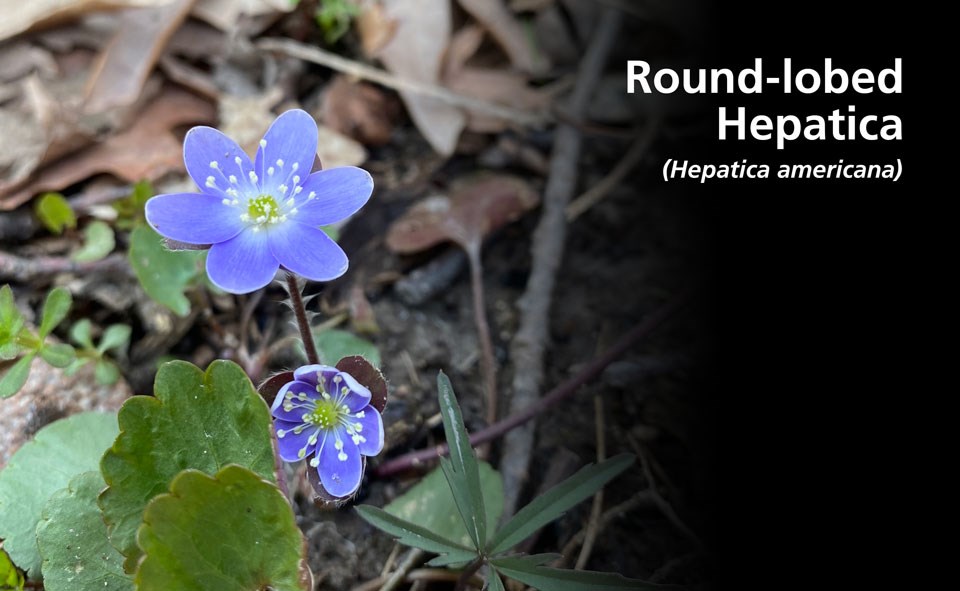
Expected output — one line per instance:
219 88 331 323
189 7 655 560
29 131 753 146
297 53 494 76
286 273 319 365
465 241 498 428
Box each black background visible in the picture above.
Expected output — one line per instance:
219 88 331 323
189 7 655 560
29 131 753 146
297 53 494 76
669 2 928 588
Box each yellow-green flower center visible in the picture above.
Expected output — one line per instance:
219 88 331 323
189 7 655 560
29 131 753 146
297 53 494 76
306 399 342 429
247 194 281 224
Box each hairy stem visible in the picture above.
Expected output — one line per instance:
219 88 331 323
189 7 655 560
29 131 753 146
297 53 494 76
286 273 319 365
372 290 691 477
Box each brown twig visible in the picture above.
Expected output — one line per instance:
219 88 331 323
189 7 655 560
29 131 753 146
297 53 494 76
0 251 131 282
575 394 607 570
499 6 624 519
566 119 661 221
372 289 689 477
557 490 656 564
256 38 548 127
465 242 498 428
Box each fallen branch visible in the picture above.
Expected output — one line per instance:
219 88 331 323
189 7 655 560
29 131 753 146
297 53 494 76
372 289 690 478
0 251 130 282
256 38 548 127
499 6 623 519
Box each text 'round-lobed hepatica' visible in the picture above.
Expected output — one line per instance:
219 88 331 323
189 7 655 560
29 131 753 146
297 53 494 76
271 364 384 498
145 109 373 294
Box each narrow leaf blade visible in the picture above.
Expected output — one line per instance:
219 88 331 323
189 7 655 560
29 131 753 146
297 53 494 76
488 454 634 554
437 371 486 549
355 505 476 558
39 343 75 368
492 557 671 590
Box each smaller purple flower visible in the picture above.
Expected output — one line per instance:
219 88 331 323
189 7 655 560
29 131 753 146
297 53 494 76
145 109 373 294
271 364 384 498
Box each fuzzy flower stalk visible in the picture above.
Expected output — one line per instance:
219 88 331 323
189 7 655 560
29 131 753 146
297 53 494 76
145 109 373 294
271 365 384 498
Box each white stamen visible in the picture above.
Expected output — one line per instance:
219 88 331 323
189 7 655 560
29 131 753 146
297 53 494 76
309 457 319 467
292 175 301 185
294 186 303 195
248 171 259 183
222 198 232 205
291 162 299 171
205 176 216 187
267 166 275 176
276 159 284 167
276 429 286 438
259 139 267 148
209 161 219 169
229 175 238 184
356 411 365 418
234 156 242 166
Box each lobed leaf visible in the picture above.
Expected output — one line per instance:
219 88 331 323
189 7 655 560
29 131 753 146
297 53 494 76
0 546 24 590
128 225 203 317
99 360 276 572
135 466 307 591
35 193 76 235
487 454 634 555
312 329 381 367
36 472 132 591
0 412 119 579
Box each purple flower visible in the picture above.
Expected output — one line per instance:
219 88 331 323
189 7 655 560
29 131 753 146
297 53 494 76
271 364 384 498
145 109 372 294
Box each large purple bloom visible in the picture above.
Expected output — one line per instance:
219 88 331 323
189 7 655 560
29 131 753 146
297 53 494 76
271 364 384 498
145 109 373 294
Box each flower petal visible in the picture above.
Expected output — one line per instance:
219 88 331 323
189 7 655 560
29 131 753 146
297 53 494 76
293 364 339 388
292 167 373 226
255 109 318 196
270 380 321 422
206 230 279 294
274 420 321 462
269 222 348 282
351 405 383 457
183 126 258 196
335 372 371 412
145 192 245 244
317 427 363 498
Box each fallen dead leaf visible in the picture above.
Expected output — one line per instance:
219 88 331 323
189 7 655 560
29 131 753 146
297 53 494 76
0 87 215 210
456 0 548 75
376 0 465 156
321 74 398 147
191 0 293 32
356 1 397 57
0 0 171 42
83 0 196 114
445 66 550 133
317 124 368 169
385 174 540 254
218 88 284 154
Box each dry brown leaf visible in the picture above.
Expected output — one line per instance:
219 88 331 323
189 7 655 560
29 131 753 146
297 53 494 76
456 0 548 75
321 75 398 147
317 125 368 170
0 88 215 209
0 0 170 42
83 0 196 114
445 67 550 133
191 0 293 31
217 88 283 154
357 2 397 57
444 24 486 78
377 0 465 156
385 174 540 254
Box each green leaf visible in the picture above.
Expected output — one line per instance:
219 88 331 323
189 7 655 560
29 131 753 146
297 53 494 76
0 285 25 360
35 193 76 235
491 557 667 590
0 412 119 579
36 472 133 591
487 570 506 591
72 220 115 262
312 329 381 367
437 371 486 550
68 318 95 349
355 505 476 562
135 466 306 591
97 324 131 355
38 287 71 338
487 454 634 555
385 461 503 549
112 180 151 230
63 357 90 376
99 360 276 572
0 354 34 398
38 343 75 368
0 547 24 591
319 224 340 242
128 225 203 317
94 359 121 384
